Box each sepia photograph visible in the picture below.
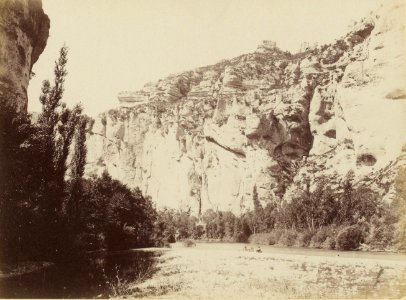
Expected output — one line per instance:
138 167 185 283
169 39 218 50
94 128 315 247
0 0 406 298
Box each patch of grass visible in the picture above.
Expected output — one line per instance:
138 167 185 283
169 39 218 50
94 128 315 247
106 259 158 297
121 244 406 299
182 239 196 247
248 232 276 245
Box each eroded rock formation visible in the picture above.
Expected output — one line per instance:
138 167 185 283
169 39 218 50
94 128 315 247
86 1 406 214
0 0 49 112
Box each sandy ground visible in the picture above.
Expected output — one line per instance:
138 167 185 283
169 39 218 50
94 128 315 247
127 243 406 299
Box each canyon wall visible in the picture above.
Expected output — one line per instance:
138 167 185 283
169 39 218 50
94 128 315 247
86 1 406 214
0 0 49 112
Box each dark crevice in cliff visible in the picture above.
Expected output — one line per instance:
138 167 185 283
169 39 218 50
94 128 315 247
205 136 246 158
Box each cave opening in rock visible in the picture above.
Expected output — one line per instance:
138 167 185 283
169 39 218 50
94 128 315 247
356 153 377 166
324 129 336 139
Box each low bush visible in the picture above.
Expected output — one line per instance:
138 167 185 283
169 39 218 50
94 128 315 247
336 225 365 250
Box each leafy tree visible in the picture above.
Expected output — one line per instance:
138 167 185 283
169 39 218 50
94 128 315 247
67 115 88 221
176 211 192 239
318 183 338 226
250 185 265 233
233 216 251 242
338 171 355 224
352 185 381 222
263 202 277 230
81 171 157 250
0 46 85 262
223 211 236 240
153 208 177 245
192 224 205 240
33 46 82 259
215 212 225 240
203 209 217 238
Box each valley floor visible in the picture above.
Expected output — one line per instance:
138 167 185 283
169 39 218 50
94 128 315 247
127 243 406 299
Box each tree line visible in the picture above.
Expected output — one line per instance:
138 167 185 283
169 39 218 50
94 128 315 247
153 172 404 251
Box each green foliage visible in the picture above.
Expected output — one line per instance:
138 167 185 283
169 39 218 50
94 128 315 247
336 225 365 250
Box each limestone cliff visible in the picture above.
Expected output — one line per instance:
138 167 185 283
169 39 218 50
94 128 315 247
86 1 406 214
0 0 49 112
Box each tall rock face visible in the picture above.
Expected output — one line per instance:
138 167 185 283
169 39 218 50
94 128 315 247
0 0 49 112
86 1 406 214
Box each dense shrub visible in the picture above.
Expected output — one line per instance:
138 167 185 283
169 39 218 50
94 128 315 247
322 237 336 250
278 229 298 247
364 216 395 250
81 172 157 251
336 225 365 250
272 229 285 244
249 233 276 245
295 230 315 247
310 227 331 248
248 226 342 249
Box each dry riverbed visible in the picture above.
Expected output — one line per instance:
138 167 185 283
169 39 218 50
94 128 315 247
123 243 406 299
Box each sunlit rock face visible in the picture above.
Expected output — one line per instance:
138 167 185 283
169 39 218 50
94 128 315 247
86 1 406 214
0 0 49 112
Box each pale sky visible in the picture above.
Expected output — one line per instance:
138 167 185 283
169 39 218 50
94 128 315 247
27 0 382 117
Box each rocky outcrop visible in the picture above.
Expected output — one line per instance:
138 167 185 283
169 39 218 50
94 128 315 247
0 0 49 112
86 1 406 214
